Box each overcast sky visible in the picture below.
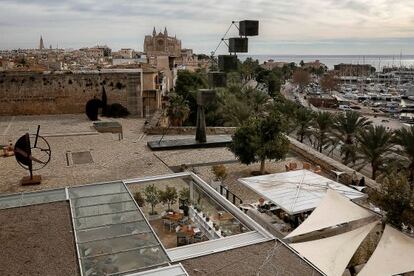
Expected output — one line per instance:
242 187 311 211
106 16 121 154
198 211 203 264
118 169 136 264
1 0 414 55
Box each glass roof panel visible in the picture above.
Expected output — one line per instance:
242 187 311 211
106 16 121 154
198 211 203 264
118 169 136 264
72 192 131 208
69 182 126 198
74 210 143 230
76 221 151 243
78 232 159 258
0 188 66 209
69 182 170 275
73 201 137 218
81 246 168 276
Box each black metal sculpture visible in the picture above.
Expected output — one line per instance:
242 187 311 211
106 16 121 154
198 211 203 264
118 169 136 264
14 125 51 185
85 98 103 121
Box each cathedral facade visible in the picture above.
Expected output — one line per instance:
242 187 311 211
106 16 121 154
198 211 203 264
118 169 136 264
144 27 181 57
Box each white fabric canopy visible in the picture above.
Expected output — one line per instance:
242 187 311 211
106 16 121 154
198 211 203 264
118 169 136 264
238 170 366 215
286 189 374 239
291 221 378 276
358 225 414 276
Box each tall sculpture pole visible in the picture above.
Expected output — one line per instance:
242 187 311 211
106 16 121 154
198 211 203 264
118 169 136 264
195 89 216 143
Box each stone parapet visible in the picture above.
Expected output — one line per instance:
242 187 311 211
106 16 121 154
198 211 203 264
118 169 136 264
287 136 379 190
145 126 237 135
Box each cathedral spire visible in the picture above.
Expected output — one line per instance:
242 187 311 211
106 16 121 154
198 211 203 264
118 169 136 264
152 27 156 36
164 27 168 36
39 36 45 50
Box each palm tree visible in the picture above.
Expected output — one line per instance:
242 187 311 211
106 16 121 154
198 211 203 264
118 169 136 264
294 108 314 143
333 111 371 165
312 111 333 153
357 125 393 180
167 93 190 126
393 125 414 183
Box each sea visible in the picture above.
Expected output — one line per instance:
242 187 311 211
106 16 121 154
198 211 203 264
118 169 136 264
238 55 414 71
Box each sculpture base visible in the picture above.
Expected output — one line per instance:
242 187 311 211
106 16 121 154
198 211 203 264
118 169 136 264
21 175 42 186
147 136 232 151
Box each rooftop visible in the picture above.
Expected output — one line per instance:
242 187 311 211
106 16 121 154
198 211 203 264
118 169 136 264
239 169 366 215
0 172 320 276
0 201 80 276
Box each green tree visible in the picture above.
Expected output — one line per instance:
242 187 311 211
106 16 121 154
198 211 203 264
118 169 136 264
312 111 333 153
144 184 160 215
333 111 371 165
159 186 178 211
220 86 269 126
240 57 260 82
174 70 207 125
370 172 414 229
179 187 191 206
280 62 297 80
357 125 393 180
167 93 190 126
255 69 282 98
133 191 145 207
393 125 414 183
229 113 290 174
294 108 314 143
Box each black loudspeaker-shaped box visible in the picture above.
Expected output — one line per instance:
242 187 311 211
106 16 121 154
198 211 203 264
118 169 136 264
239 20 259 36
218 55 238 72
208 71 227 88
197 89 216 106
229 37 248 53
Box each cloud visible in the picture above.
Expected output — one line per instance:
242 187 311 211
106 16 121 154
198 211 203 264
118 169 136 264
0 0 413 54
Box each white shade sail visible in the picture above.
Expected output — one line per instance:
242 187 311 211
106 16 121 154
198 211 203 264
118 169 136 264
358 225 414 276
291 221 378 276
286 189 374 239
238 170 366 215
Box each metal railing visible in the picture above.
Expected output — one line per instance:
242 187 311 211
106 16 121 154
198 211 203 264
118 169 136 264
218 185 243 206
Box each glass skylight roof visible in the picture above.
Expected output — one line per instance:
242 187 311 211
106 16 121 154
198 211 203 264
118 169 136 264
0 188 66 209
69 182 170 276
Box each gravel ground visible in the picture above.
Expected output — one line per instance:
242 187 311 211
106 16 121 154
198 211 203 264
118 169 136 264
194 153 306 204
0 201 80 276
180 240 321 276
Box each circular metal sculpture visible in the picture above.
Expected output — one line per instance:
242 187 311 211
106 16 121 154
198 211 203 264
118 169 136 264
14 125 51 185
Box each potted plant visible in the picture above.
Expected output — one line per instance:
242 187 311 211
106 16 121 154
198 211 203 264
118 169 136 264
179 187 190 216
144 184 160 217
211 165 227 190
133 191 145 207
159 185 178 212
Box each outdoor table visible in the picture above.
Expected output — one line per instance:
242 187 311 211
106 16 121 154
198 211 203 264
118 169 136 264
164 212 183 222
179 225 196 236
217 212 234 221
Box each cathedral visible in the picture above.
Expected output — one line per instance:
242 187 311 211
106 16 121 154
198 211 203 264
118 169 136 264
144 27 181 57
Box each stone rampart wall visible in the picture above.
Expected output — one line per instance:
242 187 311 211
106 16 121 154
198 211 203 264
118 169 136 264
0 71 141 115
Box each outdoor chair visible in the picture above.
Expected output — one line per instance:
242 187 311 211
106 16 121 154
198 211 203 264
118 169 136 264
163 219 177 232
177 232 189 246
192 232 204 243
289 162 298 170
179 216 189 225
303 162 311 170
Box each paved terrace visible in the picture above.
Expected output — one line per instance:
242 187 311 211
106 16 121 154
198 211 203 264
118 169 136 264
0 115 171 193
